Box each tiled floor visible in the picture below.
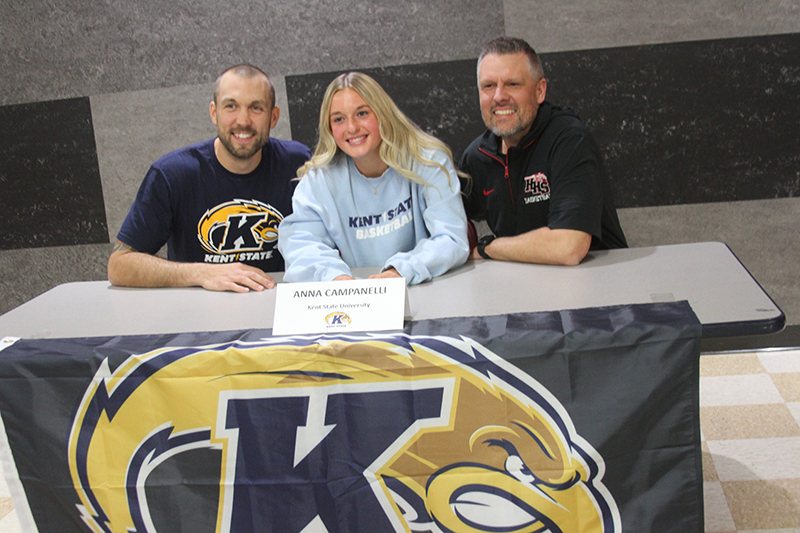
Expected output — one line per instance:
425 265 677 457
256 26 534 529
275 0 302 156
702 349 800 533
0 349 798 532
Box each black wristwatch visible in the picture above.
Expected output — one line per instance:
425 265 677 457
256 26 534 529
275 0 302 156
476 235 496 260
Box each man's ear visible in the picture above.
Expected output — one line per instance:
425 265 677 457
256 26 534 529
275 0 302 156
536 78 547 104
270 106 280 129
209 101 217 125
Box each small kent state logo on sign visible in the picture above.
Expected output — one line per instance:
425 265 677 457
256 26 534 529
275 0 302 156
325 312 351 327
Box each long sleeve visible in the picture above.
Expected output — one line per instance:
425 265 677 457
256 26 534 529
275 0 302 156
278 170 353 282
383 154 469 284
278 153 469 285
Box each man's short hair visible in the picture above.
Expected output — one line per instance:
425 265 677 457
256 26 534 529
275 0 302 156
477 37 545 82
214 63 275 108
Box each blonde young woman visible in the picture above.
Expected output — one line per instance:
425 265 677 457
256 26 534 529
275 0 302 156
278 72 469 284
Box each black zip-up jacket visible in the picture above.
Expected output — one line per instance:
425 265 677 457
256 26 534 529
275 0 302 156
459 101 627 250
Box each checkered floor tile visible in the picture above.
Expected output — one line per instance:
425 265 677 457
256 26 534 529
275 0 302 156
702 349 800 532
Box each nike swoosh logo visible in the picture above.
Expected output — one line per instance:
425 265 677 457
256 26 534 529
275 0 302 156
483 188 494 196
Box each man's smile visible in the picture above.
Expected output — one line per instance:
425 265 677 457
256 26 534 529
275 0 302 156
493 108 516 117
233 131 255 141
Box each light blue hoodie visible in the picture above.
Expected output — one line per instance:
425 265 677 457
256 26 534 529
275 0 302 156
278 150 469 284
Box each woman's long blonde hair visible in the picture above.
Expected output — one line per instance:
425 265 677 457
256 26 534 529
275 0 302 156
297 72 461 186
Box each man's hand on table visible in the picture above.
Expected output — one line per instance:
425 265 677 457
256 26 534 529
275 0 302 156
194 263 276 292
108 245 277 293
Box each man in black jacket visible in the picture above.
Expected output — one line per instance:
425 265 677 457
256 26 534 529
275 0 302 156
460 37 627 265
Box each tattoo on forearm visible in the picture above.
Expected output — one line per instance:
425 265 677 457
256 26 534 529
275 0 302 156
111 241 137 253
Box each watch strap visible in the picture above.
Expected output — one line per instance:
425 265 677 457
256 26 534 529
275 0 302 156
476 235 496 260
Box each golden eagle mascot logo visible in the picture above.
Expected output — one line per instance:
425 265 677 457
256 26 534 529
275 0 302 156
68 333 620 532
196 199 283 255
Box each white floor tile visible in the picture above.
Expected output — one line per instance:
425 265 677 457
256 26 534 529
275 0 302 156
788 402 800 427
759 350 800 373
0 510 21 533
0 461 8 499
703 481 736 532
707 437 800 482
700 374 784 407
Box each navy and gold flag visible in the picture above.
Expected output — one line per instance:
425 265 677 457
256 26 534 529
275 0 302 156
0 301 702 532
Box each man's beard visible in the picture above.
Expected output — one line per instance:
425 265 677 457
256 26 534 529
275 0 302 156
484 103 537 142
218 129 268 160
487 108 530 139
490 120 527 139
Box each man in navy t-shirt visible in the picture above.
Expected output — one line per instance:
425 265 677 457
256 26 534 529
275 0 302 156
109 64 311 292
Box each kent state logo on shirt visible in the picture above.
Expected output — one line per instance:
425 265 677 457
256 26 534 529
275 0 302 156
524 172 551 205
196 199 283 262
350 196 414 240
67 334 621 533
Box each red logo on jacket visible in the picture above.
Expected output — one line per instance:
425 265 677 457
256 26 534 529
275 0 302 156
523 173 550 204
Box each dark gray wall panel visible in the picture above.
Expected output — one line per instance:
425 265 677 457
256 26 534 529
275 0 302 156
286 61 485 163
287 33 800 209
0 97 108 250
544 32 800 208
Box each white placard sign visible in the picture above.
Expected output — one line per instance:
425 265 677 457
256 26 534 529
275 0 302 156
0 337 20 353
272 278 407 335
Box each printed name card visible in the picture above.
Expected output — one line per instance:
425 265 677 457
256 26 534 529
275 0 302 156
272 278 407 336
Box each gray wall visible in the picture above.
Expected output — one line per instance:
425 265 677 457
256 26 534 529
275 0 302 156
1 0 799 331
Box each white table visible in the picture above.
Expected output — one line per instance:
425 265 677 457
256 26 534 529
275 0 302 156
0 242 783 340
0 242 775 532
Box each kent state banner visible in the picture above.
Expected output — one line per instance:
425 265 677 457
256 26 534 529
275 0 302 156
0 301 703 533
